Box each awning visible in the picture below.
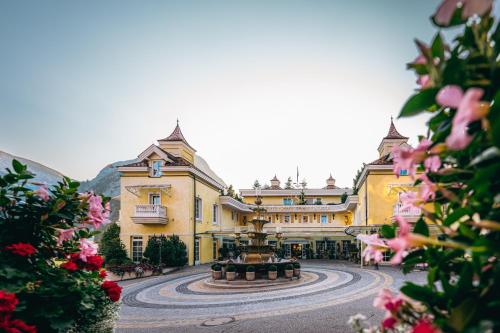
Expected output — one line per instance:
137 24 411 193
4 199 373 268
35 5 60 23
125 185 172 197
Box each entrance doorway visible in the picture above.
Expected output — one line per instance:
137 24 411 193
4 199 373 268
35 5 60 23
291 243 302 258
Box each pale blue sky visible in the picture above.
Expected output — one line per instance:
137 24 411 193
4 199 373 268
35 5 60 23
1 1 482 189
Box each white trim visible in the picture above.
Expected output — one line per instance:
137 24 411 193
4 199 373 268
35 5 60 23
239 188 353 196
137 144 174 163
118 167 148 172
219 196 253 213
195 197 203 222
168 166 225 190
355 165 393 189
212 203 219 225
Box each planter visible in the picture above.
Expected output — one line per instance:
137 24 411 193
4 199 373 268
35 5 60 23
268 271 277 280
212 270 222 280
226 271 236 281
293 268 301 277
284 269 293 278
246 272 255 281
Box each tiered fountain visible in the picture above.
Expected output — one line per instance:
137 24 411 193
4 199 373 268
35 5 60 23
210 195 297 283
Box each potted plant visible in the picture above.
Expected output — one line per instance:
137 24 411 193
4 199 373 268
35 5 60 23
246 265 255 281
211 264 222 280
284 264 293 278
293 262 301 277
226 264 236 281
268 265 277 280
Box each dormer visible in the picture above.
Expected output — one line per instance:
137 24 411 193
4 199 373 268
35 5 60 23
270 175 281 189
377 118 409 157
326 174 337 189
158 121 196 164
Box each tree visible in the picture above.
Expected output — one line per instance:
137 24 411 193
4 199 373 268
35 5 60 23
252 180 261 189
226 185 235 197
340 192 348 203
285 177 293 189
100 223 129 265
262 183 270 189
300 178 307 189
143 234 187 267
352 163 365 194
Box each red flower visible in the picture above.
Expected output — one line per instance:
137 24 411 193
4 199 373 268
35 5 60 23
101 281 122 302
0 315 37 333
84 255 104 271
0 291 18 313
61 261 78 272
382 317 397 329
412 319 440 333
99 270 107 279
4 243 37 257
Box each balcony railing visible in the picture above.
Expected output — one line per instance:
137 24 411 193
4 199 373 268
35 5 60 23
393 204 421 217
132 204 167 224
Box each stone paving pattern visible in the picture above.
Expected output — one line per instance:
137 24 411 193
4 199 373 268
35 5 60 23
116 260 426 333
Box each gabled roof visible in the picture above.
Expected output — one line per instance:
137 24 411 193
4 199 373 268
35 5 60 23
158 122 196 151
368 153 393 166
384 118 409 140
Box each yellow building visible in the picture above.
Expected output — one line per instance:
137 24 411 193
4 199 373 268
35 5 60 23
118 120 420 265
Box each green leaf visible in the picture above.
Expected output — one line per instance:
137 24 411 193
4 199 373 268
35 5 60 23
399 88 440 118
489 91 500 148
380 224 395 239
12 159 26 174
444 208 470 226
431 32 445 60
401 282 437 304
449 298 477 332
413 217 429 236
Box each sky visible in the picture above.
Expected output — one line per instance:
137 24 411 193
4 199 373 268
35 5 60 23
0 0 480 190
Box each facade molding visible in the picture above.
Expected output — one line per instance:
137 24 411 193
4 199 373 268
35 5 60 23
239 188 353 197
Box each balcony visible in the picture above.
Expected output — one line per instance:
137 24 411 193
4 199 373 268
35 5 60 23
131 204 168 224
392 203 421 222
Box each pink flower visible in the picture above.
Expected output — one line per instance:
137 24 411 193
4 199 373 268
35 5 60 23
86 193 111 229
400 191 420 211
373 288 403 312
387 216 411 264
56 228 76 245
434 0 493 26
412 319 440 333
424 155 441 173
417 75 431 89
437 86 486 150
392 146 416 178
79 239 98 262
357 234 388 263
34 184 49 202
419 174 437 201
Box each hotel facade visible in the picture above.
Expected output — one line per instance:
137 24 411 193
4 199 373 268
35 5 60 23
118 121 421 265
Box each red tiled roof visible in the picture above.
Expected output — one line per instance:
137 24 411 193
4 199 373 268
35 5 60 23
384 119 409 140
368 154 393 165
159 122 195 150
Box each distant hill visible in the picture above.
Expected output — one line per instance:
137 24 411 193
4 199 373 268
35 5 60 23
78 159 136 198
0 150 65 186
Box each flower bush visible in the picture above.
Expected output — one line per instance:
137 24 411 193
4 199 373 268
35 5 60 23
354 1 499 332
0 160 121 332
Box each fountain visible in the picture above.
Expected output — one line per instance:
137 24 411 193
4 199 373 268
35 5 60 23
211 195 297 283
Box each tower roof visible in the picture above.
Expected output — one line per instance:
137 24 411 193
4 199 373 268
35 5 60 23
271 175 279 181
384 118 408 140
159 121 195 150
327 173 335 181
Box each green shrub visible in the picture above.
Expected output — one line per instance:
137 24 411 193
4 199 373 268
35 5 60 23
268 265 277 272
285 264 293 270
293 262 301 269
226 265 236 272
211 264 221 271
246 265 255 272
100 223 128 265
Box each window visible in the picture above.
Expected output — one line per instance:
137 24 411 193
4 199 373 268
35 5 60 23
195 197 202 221
302 215 309 223
212 204 219 224
131 236 143 263
149 193 160 205
212 240 217 259
321 215 328 224
283 198 293 206
231 211 235 221
194 238 200 264
399 169 409 176
284 215 291 223
151 160 162 177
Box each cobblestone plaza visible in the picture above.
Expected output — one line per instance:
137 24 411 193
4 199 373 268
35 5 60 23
116 261 426 333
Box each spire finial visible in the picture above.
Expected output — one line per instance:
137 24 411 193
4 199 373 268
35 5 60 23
391 115 393 122
177 118 179 126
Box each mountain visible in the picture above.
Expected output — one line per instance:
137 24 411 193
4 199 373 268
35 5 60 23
0 150 65 186
78 159 136 198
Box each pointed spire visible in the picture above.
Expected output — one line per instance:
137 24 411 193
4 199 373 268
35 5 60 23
159 121 195 150
271 174 279 181
327 173 334 181
384 117 408 139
